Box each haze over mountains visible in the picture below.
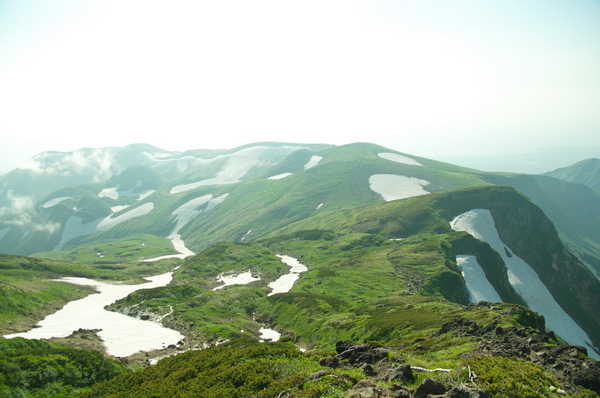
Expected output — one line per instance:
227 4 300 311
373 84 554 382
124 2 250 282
1 142 600 396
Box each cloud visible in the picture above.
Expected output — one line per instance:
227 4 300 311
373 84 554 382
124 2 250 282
18 148 117 182
0 190 59 234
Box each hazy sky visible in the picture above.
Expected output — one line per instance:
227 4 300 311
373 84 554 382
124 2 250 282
1 0 599 174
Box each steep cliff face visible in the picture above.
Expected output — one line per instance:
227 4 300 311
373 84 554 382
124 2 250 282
431 186 600 352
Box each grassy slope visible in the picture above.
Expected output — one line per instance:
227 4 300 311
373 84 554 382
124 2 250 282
544 158 600 196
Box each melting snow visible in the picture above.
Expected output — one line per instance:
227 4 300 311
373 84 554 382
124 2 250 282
98 186 119 200
304 155 323 170
55 203 154 250
144 194 229 261
213 271 260 290
451 209 599 359
259 328 281 342
369 174 430 202
241 229 252 242
4 271 184 357
267 255 308 296
456 255 502 303
41 197 71 208
170 146 302 194
268 172 292 180
378 152 423 166
316 203 324 210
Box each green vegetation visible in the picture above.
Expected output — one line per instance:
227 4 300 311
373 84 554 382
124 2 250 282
34 235 177 264
0 338 128 397
82 339 361 398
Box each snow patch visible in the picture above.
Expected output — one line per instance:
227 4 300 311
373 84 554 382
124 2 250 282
268 172 292 180
170 146 301 194
213 271 260 291
55 202 154 251
4 271 184 357
304 155 323 170
259 328 281 342
369 174 430 201
316 203 324 210
241 229 252 242
98 186 119 200
267 255 308 296
41 197 70 208
456 255 502 303
378 152 423 166
144 193 229 261
451 209 599 359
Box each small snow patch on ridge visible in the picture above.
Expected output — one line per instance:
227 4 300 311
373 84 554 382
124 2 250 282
378 153 423 166
369 174 430 202
268 173 292 180
304 155 323 170
42 197 70 208
213 271 260 291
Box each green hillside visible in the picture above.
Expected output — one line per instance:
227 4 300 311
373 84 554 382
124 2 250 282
544 158 600 196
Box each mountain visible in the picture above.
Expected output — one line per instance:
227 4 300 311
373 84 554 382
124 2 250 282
2 142 600 396
544 158 600 197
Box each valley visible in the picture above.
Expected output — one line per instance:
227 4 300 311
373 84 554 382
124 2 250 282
1 142 600 397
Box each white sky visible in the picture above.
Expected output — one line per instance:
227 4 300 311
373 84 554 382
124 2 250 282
1 0 599 174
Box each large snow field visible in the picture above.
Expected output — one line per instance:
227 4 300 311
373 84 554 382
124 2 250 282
55 202 155 251
451 209 599 359
4 272 184 357
170 146 302 194
267 255 308 296
456 255 502 303
41 196 71 208
378 152 423 166
213 271 260 290
304 155 323 170
369 174 430 202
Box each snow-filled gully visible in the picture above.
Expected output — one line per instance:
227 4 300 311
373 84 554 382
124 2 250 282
451 209 599 359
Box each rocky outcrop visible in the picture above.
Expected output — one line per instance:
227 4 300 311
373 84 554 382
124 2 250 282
436 310 600 395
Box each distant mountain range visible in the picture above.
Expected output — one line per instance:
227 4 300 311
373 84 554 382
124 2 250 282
1 142 600 396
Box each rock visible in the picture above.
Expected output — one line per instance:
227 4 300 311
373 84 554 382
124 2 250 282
385 364 413 382
349 380 382 398
443 386 489 398
359 363 377 376
308 369 331 380
354 347 391 364
336 340 356 354
319 356 341 368
414 378 446 398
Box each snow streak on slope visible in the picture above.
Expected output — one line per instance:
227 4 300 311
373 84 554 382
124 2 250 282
170 146 302 194
146 193 229 261
268 173 292 180
304 155 323 170
451 209 599 359
267 255 308 296
456 255 502 303
368 174 430 201
378 152 423 166
55 203 155 250
41 197 70 208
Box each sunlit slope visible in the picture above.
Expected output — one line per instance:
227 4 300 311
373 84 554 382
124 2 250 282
265 185 600 351
179 143 492 253
544 158 600 196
